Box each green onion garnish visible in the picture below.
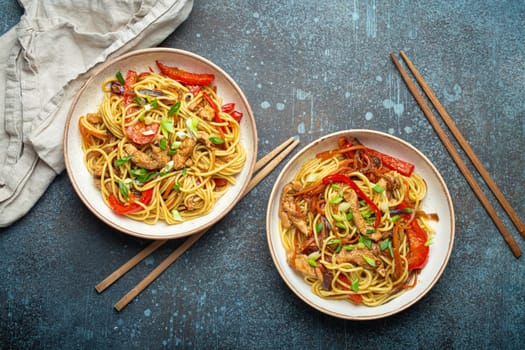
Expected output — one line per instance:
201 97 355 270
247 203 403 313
116 71 125 85
115 155 133 166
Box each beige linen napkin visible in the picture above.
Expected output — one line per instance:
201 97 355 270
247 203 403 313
0 0 193 227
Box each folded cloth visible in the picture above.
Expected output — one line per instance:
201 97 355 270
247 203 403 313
0 0 193 227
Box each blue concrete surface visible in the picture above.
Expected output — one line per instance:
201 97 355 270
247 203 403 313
1 0 524 349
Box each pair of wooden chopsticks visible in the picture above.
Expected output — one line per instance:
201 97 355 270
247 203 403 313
391 50 524 258
95 136 300 311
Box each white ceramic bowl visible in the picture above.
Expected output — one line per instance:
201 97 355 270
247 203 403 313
266 129 454 320
64 48 257 239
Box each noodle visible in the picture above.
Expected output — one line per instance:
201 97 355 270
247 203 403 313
78 64 246 224
278 136 436 306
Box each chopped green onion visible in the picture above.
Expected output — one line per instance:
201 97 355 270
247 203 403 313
366 228 376 234
351 278 359 293
380 238 390 251
328 239 341 245
167 149 177 156
116 71 125 85
359 236 372 249
130 168 156 184
372 184 385 193
181 167 187 176
332 214 345 222
335 244 343 254
362 255 376 267
361 209 373 219
335 222 347 230
171 141 182 149
171 209 183 221
118 179 129 199
150 98 158 109
338 202 351 212
404 207 413 213
307 252 320 267
160 117 175 137
159 160 174 174
380 238 394 257
168 101 181 116
391 214 400 222
115 155 133 167
173 181 182 192
209 135 225 144
159 138 167 150
133 96 144 106
344 244 355 251
315 222 323 233
305 173 319 183
186 117 199 138
331 184 340 191
346 212 354 221
329 196 343 204
143 115 153 125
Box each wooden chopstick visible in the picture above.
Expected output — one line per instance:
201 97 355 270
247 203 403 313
96 136 300 310
390 52 522 258
95 240 166 293
95 136 298 295
399 50 525 239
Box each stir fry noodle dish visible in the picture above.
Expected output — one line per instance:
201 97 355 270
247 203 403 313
278 136 438 306
78 61 246 224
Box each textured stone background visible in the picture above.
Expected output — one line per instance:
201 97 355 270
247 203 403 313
1 0 524 349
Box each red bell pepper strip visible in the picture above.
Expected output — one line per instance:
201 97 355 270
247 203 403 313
322 174 382 228
213 178 228 187
406 220 429 270
230 110 243 122
221 103 235 113
221 102 243 122
156 61 215 86
395 201 430 270
123 70 138 106
202 92 220 123
108 188 154 215
367 148 415 177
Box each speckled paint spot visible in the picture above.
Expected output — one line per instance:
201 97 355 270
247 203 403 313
393 103 404 116
404 126 413 134
365 112 373 120
388 128 395 134
276 102 285 111
383 99 394 109
443 84 462 102
261 101 271 109
383 98 404 117
296 88 311 100
144 309 152 317
297 122 306 134
376 75 383 82
145 256 155 266
366 0 377 38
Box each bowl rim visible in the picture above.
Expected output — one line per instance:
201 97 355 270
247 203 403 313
266 129 455 320
63 48 258 239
